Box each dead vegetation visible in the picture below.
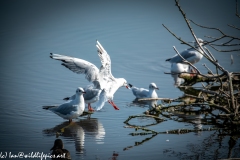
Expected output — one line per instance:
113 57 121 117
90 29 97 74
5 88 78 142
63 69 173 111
124 0 240 158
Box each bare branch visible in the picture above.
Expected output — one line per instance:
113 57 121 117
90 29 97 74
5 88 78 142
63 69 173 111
210 43 240 47
208 44 240 52
190 19 240 41
173 1 227 73
203 46 216 62
203 64 214 75
138 98 174 101
228 24 240 30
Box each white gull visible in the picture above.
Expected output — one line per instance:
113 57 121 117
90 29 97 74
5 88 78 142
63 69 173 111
170 63 191 86
50 40 128 111
43 87 86 122
128 83 159 109
166 38 204 65
128 83 159 99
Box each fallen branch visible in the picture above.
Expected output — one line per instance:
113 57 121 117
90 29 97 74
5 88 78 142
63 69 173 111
124 114 165 127
138 98 175 101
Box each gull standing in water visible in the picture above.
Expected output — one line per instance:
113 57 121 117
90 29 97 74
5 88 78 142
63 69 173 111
50 40 128 111
128 83 159 99
128 83 159 109
43 87 86 122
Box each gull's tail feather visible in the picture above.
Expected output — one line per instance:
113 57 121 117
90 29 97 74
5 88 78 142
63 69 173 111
165 58 171 61
63 97 70 101
42 105 57 110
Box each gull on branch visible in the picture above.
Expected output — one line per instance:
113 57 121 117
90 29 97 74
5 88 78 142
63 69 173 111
166 38 205 67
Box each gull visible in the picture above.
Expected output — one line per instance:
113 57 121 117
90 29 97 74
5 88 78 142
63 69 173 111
128 83 159 109
166 38 204 65
50 40 128 111
171 63 190 73
63 83 102 112
128 83 159 99
170 63 191 86
43 87 86 122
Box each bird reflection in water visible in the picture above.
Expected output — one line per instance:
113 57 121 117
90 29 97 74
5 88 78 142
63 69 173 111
43 118 105 154
172 111 203 132
130 98 158 112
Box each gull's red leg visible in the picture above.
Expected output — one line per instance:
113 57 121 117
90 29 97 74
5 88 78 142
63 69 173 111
108 100 119 110
88 103 94 112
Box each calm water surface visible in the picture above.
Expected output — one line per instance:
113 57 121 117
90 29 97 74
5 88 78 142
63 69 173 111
0 0 240 159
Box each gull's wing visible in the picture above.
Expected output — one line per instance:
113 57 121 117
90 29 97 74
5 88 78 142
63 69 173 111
83 86 101 102
96 41 115 82
50 53 99 82
131 87 149 99
166 48 198 63
51 102 78 115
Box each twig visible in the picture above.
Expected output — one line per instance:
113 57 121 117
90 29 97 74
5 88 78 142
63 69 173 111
203 46 216 62
138 98 175 101
190 20 240 41
228 24 240 30
203 64 214 75
124 114 165 127
208 44 240 52
208 103 231 114
227 72 237 113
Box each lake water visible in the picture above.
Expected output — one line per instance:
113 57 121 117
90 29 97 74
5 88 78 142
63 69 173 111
0 0 240 159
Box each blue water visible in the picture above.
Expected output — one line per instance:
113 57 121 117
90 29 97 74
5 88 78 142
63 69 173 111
0 0 239 159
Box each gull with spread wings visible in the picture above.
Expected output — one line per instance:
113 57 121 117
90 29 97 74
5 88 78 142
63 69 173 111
50 40 128 111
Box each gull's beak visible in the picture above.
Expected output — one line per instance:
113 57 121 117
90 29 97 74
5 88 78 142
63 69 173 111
82 92 86 94
126 86 129 89
155 87 159 90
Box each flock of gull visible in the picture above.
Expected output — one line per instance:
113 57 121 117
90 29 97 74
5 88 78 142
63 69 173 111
43 39 205 122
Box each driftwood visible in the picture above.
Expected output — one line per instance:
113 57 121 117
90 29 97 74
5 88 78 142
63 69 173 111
178 73 240 85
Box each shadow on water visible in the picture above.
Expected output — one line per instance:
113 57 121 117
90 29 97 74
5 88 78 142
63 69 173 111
42 118 105 155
